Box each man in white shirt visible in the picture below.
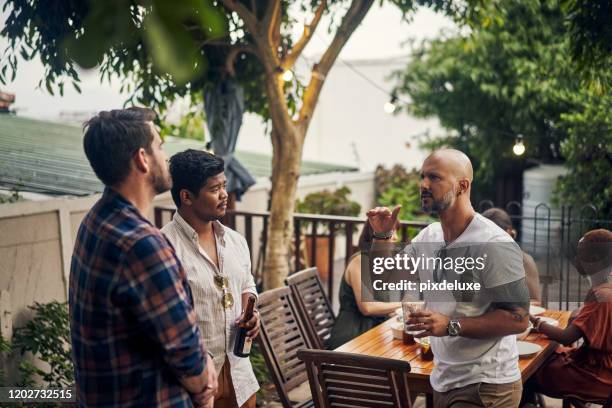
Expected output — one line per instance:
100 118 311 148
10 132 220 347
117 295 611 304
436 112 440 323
162 149 259 408
367 149 530 408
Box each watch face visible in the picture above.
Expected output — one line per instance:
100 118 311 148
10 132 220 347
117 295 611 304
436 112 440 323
448 320 460 336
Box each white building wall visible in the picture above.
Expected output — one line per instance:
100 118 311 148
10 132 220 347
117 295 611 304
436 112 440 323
237 57 443 172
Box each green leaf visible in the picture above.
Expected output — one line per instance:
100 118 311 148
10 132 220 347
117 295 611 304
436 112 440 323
143 6 206 85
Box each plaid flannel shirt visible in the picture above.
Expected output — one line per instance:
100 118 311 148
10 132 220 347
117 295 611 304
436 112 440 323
69 188 206 407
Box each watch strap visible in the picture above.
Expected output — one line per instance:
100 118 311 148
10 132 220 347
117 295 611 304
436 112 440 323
372 230 393 240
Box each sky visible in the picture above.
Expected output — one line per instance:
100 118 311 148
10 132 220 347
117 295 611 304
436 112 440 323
0 3 455 120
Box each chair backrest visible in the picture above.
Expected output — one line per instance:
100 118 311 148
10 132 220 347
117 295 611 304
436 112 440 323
257 286 314 407
286 267 336 349
297 349 412 408
563 394 612 408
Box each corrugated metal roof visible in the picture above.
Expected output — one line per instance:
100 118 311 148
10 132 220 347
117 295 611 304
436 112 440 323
0 114 356 197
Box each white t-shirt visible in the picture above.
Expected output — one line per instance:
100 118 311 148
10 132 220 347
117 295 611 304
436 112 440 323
408 213 526 392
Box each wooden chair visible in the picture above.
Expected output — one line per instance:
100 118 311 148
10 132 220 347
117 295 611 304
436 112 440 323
297 349 413 408
286 267 336 349
257 286 316 408
562 394 612 408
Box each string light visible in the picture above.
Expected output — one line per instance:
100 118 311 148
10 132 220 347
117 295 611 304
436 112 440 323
384 95 398 114
296 48 528 150
282 70 294 82
384 101 396 114
513 134 526 156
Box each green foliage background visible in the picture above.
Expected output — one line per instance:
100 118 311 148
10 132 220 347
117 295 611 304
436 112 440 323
374 164 435 239
12 302 73 388
296 187 361 218
392 0 611 218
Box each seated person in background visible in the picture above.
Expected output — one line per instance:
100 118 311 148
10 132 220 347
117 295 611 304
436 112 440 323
483 208 541 302
327 223 402 349
526 228 612 403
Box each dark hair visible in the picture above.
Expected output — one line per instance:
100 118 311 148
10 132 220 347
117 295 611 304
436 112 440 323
482 207 513 231
169 149 225 208
576 229 612 272
83 107 157 186
358 222 375 252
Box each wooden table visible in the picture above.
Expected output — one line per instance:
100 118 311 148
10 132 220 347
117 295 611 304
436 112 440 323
336 310 571 398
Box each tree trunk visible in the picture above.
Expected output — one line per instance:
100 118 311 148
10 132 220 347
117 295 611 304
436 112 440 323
248 0 375 289
264 127 304 289
257 63 306 289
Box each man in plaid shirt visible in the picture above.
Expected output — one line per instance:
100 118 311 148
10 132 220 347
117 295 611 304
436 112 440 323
70 108 217 407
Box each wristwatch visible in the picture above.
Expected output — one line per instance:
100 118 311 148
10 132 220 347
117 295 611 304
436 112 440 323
447 319 461 336
372 230 393 240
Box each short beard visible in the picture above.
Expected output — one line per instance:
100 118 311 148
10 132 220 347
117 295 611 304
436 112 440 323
422 189 454 215
150 161 172 195
195 209 225 223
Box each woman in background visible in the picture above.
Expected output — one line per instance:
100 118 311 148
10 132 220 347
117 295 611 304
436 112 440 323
482 207 541 302
327 222 402 349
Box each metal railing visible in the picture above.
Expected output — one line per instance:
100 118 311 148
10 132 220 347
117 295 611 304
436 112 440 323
156 203 611 311
477 200 612 310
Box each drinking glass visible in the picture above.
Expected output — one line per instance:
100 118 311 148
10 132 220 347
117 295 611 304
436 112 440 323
402 301 426 337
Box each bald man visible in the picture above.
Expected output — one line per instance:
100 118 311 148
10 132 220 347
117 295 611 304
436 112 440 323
368 149 530 408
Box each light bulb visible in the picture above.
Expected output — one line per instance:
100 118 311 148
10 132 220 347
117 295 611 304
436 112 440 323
513 139 525 156
384 101 396 114
282 70 294 82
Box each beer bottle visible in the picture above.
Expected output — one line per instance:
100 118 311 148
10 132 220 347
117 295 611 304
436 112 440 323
233 296 256 357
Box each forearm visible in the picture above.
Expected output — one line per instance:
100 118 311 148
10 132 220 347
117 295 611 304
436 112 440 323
538 324 566 343
537 322 582 345
459 309 529 339
359 301 401 317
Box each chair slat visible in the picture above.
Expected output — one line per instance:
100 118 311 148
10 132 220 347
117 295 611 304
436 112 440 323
313 318 333 329
268 327 303 345
324 381 391 395
322 372 390 387
273 336 307 354
328 395 395 407
263 313 299 333
328 387 395 402
299 284 322 297
284 360 308 380
322 364 391 378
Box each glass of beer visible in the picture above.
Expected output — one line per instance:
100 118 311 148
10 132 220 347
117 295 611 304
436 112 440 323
402 301 425 344
418 337 433 360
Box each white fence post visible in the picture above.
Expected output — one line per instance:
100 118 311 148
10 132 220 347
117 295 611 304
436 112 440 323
0 290 12 341
58 208 73 297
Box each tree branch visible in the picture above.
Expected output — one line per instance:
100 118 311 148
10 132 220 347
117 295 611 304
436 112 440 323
281 0 327 70
220 0 258 34
298 0 373 126
225 44 258 77
263 0 280 29
264 0 282 49
221 0 280 69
